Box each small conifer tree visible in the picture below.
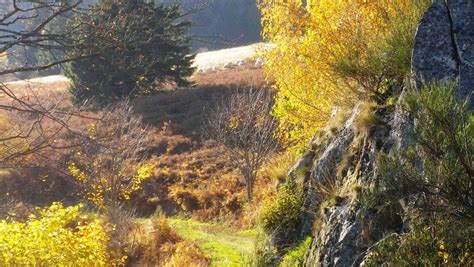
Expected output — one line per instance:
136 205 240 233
66 0 195 105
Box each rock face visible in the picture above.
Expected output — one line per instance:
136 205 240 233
294 105 399 267
288 1 474 266
412 0 474 107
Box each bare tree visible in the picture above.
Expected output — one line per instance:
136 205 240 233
0 0 86 77
66 101 151 208
0 0 216 169
0 83 92 168
0 0 97 168
0 0 161 166
205 89 280 202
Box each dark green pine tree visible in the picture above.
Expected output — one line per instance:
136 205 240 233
65 0 195 105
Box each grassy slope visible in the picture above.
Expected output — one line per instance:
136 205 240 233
168 218 257 266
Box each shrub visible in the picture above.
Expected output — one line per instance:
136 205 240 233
279 236 312 267
352 101 381 135
0 168 81 209
169 187 200 212
381 82 474 220
205 89 281 202
364 219 474 266
103 205 141 265
331 1 430 101
259 151 299 186
258 0 431 147
0 113 29 167
66 0 195 105
141 217 181 263
371 83 474 265
243 231 275 267
164 241 209 267
0 203 109 265
66 102 154 208
259 181 304 238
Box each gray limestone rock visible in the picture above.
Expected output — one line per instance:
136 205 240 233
448 0 474 107
411 0 458 86
412 0 474 107
305 203 365 267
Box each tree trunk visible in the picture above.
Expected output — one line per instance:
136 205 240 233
246 178 254 203
241 167 255 202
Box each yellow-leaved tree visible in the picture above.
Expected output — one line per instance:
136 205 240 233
258 0 431 148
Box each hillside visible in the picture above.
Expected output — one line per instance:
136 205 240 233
264 1 474 266
4 43 263 86
1 1 473 266
1 43 268 208
0 44 270 265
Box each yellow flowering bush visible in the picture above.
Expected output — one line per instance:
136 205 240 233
67 103 154 208
0 203 109 265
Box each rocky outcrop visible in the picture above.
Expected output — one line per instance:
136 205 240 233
412 0 474 107
290 1 474 266
296 105 399 266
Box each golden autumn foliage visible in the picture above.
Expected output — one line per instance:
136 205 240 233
66 104 154 208
68 161 154 208
259 0 431 147
0 203 109 266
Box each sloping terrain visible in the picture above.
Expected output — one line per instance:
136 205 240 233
1 44 269 223
3 43 266 90
193 43 271 71
0 44 271 266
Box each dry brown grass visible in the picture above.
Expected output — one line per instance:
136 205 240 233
128 67 271 224
138 217 209 266
2 76 70 98
192 64 266 88
1 66 271 226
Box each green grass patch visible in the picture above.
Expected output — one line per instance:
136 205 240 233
146 218 257 266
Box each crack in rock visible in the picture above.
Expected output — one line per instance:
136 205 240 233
412 0 474 107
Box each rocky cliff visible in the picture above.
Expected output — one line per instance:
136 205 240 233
283 1 474 266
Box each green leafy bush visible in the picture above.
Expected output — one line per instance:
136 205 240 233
259 181 304 236
279 237 312 267
370 82 474 265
